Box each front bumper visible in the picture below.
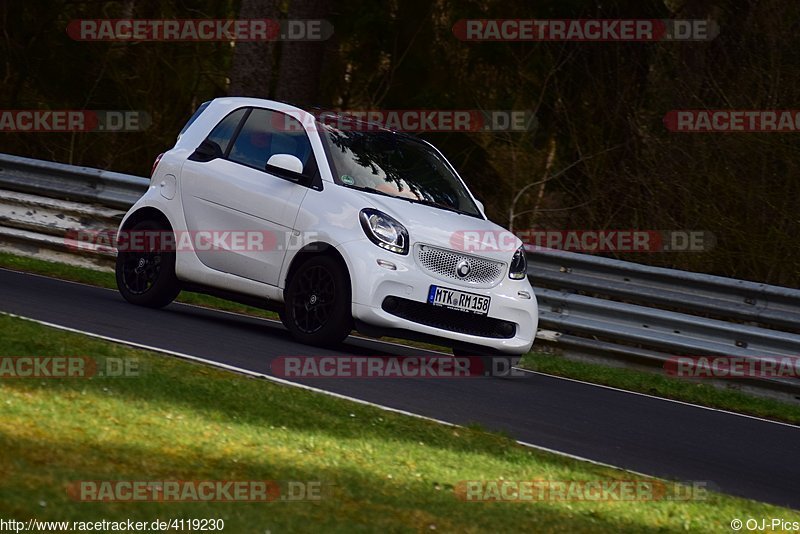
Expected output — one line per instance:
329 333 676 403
337 239 538 355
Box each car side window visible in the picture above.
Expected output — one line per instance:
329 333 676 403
206 108 248 155
227 108 314 174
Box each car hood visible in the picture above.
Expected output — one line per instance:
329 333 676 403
364 193 521 263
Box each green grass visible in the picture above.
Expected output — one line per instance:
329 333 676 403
0 314 797 533
1 251 799 426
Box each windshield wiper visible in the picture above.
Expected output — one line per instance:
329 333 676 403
341 183 397 200
402 197 468 216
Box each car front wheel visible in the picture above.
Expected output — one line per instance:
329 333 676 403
284 256 353 346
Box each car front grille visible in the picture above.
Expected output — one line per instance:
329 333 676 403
382 296 516 339
415 244 505 287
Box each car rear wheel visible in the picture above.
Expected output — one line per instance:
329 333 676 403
115 219 181 308
284 255 353 346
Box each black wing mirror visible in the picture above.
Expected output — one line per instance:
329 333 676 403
189 139 223 162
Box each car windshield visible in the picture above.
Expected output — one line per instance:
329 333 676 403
319 124 482 217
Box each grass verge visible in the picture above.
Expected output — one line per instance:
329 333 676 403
0 313 797 532
1 251 799 426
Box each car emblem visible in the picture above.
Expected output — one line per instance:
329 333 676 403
456 259 471 278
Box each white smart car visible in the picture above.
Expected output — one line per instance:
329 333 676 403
115 97 538 369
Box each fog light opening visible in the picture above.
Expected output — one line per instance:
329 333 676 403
383 296 399 312
498 322 515 337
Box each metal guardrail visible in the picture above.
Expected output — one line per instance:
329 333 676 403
0 188 120 270
1 153 799 397
527 247 800 395
0 153 148 209
527 247 800 331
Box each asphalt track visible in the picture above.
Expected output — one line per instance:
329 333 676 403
0 268 798 509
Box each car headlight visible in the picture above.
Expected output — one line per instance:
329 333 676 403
509 245 527 279
359 208 409 255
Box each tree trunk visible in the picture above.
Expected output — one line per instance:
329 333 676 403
228 0 280 98
274 0 331 107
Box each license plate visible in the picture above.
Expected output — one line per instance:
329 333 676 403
427 285 490 315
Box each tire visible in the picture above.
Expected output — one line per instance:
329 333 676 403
115 219 181 308
284 255 353 347
453 348 521 378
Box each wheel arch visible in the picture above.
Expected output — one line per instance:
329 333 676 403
119 207 173 233
283 242 351 300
